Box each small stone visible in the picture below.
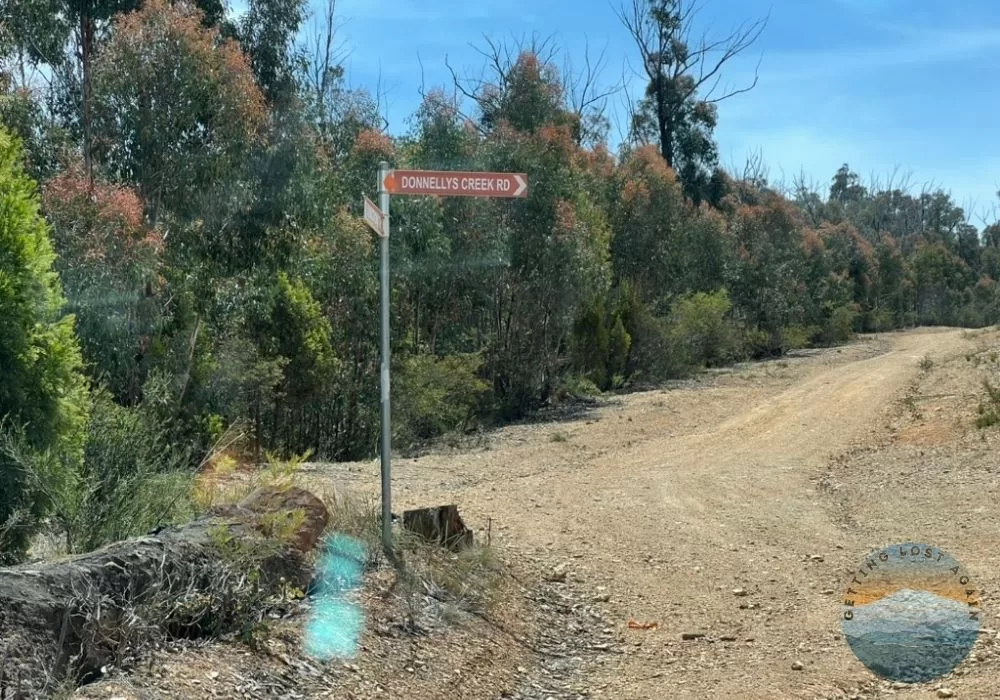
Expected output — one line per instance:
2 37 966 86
545 564 568 583
593 593 611 602
791 660 804 670
821 589 835 595
810 554 824 562
733 588 749 596
208 671 219 680
681 632 705 640
937 690 955 699
719 635 738 642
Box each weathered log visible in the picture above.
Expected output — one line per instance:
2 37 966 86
402 505 474 551
0 486 328 699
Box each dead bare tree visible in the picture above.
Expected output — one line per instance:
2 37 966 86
740 146 768 187
977 188 1000 231
444 33 561 133
561 38 622 146
791 169 827 226
300 0 350 135
616 0 767 168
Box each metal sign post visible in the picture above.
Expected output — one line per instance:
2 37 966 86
363 164 527 558
376 162 393 555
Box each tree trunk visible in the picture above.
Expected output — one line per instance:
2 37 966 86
80 4 94 189
653 74 674 168
0 487 328 698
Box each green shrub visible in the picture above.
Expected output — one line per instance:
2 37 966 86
394 353 491 447
571 295 611 388
870 309 896 333
741 326 772 358
570 295 632 390
828 303 859 342
607 314 632 379
61 387 198 553
559 375 602 399
0 128 89 563
621 298 689 381
668 289 740 367
780 325 812 351
975 379 1000 429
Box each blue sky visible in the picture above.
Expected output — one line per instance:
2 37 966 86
285 0 1000 222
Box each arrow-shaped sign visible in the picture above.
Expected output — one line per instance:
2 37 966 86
363 196 387 237
382 169 528 198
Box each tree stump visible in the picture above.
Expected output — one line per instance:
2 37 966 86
402 505 474 551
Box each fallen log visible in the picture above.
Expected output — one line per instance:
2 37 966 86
0 486 328 699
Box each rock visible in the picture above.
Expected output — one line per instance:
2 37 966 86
810 554 824 562
545 564 568 583
681 632 705 640
733 588 749 596
937 689 955 698
593 593 611 602
238 486 330 553
791 660 804 670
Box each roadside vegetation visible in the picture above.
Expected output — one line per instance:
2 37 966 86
4 0 1000 568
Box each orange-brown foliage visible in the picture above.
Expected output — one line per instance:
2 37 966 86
553 200 577 236
352 128 394 158
110 0 266 138
802 228 825 256
621 179 652 206
577 144 616 181
43 163 163 262
618 146 678 208
517 52 541 80
628 145 676 183
538 123 574 155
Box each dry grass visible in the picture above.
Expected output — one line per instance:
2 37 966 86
309 483 504 624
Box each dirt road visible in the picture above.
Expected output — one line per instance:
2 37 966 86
315 327 1000 699
72 327 1000 699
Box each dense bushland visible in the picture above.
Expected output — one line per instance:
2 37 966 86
2 0 999 561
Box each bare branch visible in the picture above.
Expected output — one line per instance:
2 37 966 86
617 0 767 173
374 60 390 132
740 146 768 186
444 53 490 136
562 37 623 145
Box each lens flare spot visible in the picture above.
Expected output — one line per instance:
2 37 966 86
304 533 367 660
